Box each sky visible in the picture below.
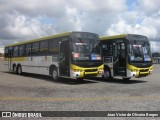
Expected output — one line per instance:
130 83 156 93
0 0 160 53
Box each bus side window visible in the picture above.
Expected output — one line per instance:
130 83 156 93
31 42 40 55
13 46 19 57
5 47 9 57
9 47 13 57
102 43 112 56
25 44 32 56
19 45 25 56
40 40 48 55
113 43 118 59
48 39 59 55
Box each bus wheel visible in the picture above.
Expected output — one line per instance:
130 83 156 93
51 67 58 81
103 68 112 80
17 65 22 75
13 65 17 74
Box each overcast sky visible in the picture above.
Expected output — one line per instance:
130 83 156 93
0 0 160 53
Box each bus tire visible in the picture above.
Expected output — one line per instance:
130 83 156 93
13 65 17 74
51 67 58 81
17 65 22 75
103 67 112 80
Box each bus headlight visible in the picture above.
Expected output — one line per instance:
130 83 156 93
98 69 104 74
149 68 153 71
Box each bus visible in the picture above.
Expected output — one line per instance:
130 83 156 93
4 31 104 80
100 34 153 80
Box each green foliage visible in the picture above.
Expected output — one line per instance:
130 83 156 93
152 52 160 57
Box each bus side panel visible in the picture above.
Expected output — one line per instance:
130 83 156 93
10 56 59 76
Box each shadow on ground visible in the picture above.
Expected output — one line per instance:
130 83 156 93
3 71 98 85
88 77 147 84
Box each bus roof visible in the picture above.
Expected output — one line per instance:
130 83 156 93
100 34 148 41
100 34 128 40
5 32 71 47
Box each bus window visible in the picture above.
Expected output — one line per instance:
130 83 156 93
120 43 125 59
13 46 19 57
113 43 118 60
48 39 59 54
9 47 13 57
19 45 25 56
32 42 39 55
40 41 48 54
102 43 112 56
25 44 32 56
4 47 9 57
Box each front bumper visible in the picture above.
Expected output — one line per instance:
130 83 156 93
127 64 153 78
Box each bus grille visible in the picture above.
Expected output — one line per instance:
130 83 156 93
140 69 149 72
85 69 98 72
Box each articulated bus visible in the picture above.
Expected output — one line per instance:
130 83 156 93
4 31 104 80
100 34 153 80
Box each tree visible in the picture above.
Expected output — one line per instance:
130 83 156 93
152 52 160 57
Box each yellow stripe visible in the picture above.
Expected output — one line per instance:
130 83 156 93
100 34 127 40
127 64 153 71
4 57 26 61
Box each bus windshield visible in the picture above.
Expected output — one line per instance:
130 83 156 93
129 40 151 62
72 38 101 61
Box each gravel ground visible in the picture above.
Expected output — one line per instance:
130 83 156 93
0 63 160 120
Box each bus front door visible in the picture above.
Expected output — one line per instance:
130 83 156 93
113 42 126 77
59 41 70 77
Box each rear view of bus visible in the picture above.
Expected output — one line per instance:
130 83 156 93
100 34 153 80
